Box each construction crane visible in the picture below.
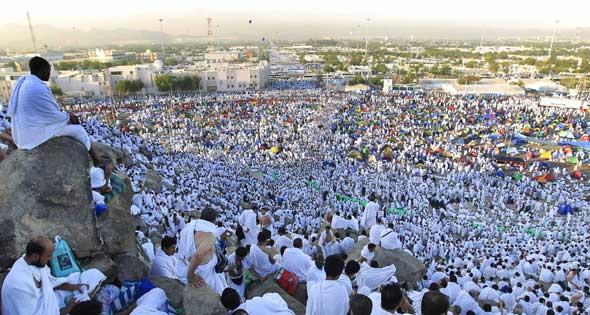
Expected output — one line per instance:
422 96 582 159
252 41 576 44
26 11 38 52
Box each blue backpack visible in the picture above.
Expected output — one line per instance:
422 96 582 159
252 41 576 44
50 235 82 278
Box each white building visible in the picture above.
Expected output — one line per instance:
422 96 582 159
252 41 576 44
195 61 270 92
89 49 127 63
51 71 110 98
107 64 158 94
383 79 394 93
0 72 27 102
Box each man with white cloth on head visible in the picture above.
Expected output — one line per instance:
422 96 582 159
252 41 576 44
1 237 106 315
7 57 99 162
306 255 350 315
356 262 397 291
239 207 259 246
221 288 295 315
178 208 227 294
130 288 169 315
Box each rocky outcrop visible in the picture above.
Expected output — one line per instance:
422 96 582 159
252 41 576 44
183 286 226 315
143 169 163 193
93 141 133 167
97 174 137 256
247 278 306 315
82 253 118 283
373 247 426 289
346 238 426 289
0 137 101 270
149 276 185 308
114 253 149 282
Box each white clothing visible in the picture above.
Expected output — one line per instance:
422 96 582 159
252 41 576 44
8 75 90 150
380 229 402 251
282 248 312 282
306 280 349 315
361 201 379 228
130 288 168 315
369 224 385 245
250 244 279 278
239 210 259 246
1 257 105 315
236 293 295 315
150 250 179 280
356 262 397 291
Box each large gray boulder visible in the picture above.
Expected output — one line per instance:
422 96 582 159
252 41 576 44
0 272 6 314
97 174 137 256
82 253 118 283
149 276 185 308
373 247 426 289
93 142 133 167
183 286 226 315
0 137 101 270
346 238 426 289
143 169 163 193
114 253 149 282
247 278 306 315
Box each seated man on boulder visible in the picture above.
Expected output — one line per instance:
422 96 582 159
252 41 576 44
1 237 106 315
7 56 99 163
150 236 179 280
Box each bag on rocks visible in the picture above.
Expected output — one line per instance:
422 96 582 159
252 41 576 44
50 235 82 278
274 268 298 296
96 285 121 315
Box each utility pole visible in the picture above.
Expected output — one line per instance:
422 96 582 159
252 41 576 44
26 11 38 52
158 18 166 60
548 20 559 60
365 18 370 61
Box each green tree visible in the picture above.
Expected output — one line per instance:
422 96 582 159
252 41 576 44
465 60 478 68
520 57 537 66
324 65 335 73
349 75 367 85
372 64 388 74
155 74 172 92
115 80 129 95
190 76 201 90
165 59 178 66
488 61 499 73
50 84 63 96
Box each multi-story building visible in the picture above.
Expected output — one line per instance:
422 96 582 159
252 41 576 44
107 64 158 95
51 71 110 98
88 49 127 63
0 72 27 103
192 61 270 92
138 49 164 63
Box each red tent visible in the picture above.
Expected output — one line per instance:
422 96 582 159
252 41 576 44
572 171 583 180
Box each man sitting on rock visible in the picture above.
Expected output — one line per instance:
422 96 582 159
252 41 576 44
249 230 280 281
7 56 99 163
150 236 179 280
179 208 227 294
1 237 106 315
221 287 295 315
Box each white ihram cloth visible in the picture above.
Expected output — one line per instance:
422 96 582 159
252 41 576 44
239 210 259 246
150 249 179 280
1 257 105 315
236 293 295 315
282 248 312 282
361 201 379 228
306 280 349 315
250 244 279 278
8 74 90 150
130 288 168 315
176 219 227 294
380 229 402 250
356 262 397 291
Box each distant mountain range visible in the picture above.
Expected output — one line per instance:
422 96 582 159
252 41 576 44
2 23 590 50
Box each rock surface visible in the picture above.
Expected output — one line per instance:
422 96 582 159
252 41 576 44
97 174 137 256
0 137 101 270
247 278 306 315
183 286 226 315
82 253 118 283
346 238 426 289
143 169 163 193
373 247 426 289
114 253 149 282
93 142 133 167
149 276 185 308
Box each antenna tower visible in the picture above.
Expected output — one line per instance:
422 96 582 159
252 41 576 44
26 11 38 52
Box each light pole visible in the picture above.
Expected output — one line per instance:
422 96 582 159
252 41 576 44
159 18 166 61
548 20 559 61
365 18 370 61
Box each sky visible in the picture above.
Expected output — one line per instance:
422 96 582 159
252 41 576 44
2 0 589 33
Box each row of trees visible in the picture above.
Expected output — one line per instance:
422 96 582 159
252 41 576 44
115 80 144 95
154 75 200 92
54 59 140 71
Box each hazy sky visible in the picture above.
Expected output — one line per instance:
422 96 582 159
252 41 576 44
2 0 589 32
